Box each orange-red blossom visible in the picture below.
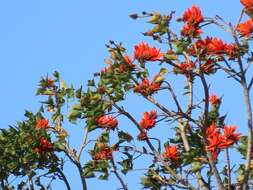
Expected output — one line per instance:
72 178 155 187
97 115 118 130
134 78 161 96
139 110 157 130
36 118 50 130
206 123 241 160
34 137 53 154
162 145 180 164
46 78 54 87
181 24 202 37
209 94 220 106
92 144 114 161
240 0 253 13
174 60 195 75
181 5 204 37
237 19 253 37
189 37 238 58
134 42 163 61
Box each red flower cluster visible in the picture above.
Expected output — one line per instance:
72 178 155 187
181 6 204 37
162 145 180 163
181 24 202 37
34 137 53 154
237 19 253 37
97 115 118 130
206 123 241 160
225 43 238 59
46 78 54 87
36 118 50 130
139 110 157 130
207 38 228 55
92 144 113 161
134 42 163 61
209 94 220 106
134 78 161 96
240 0 253 13
189 37 238 59
182 5 204 25
174 61 195 75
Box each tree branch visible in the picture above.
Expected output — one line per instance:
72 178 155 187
110 158 128 190
112 103 197 190
225 148 231 190
78 127 89 161
199 73 225 190
57 168 71 190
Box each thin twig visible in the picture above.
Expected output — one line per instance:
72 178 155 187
225 149 231 190
78 127 89 161
57 168 71 190
111 158 128 190
228 24 253 190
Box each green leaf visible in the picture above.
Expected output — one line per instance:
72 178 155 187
53 71 60 80
68 110 82 123
54 141 66 151
99 132 110 143
88 79 95 87
118 159 133 175
191 162 203 172
118 131 133 142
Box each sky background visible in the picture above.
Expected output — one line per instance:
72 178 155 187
0 0 247 189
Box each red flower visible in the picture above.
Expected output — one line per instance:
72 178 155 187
36 119 50 130
240 0 253 13
174 61 195 75
182 5 204 25
189 37 236 58
134 42 163 61
118 64 127 73
181 24 202 37
162 145 180 163
139 110 157 130
34 137 53 154
209 94 220 106
92 144 113 161
206 123 223 160
206 123 219 137
188 37 212 56
225 43 238 59
181 6 203 38
134 79 161 96
46 78 54 87
220 125 241 148
97 115 118 130
206 133 225 152
205 123 241 161
237 19 253 37
207 38 227 55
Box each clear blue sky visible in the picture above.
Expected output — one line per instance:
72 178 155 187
0 0 246 189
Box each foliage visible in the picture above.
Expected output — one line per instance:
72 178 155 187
2 1 253 190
